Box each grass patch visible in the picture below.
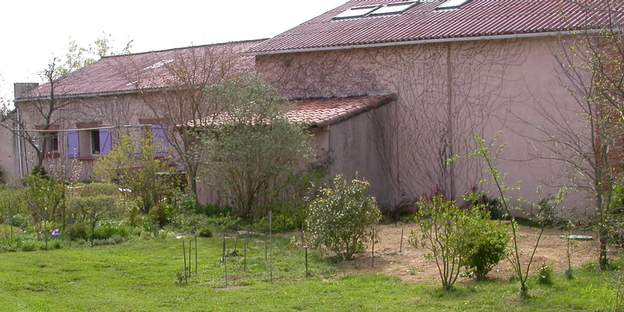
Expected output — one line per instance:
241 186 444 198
0 237 618 311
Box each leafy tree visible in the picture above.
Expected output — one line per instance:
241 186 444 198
306 175 381 260
23 173 65 248
200 74 313 217
94 131 172 214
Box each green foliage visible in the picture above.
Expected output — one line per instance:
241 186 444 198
198 228 213 238
463 214 510 280
66 223 88 241
23 174 65 223
538 264 554 285
412 195 481 291
464 191 505 220
0 187 28 226
201 74 314 218
306 175 381 260
92 221 130 240
94 133 174 213
67 195 115 244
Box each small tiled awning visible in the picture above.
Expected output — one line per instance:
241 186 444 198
286 94 396 127
186 94 395 128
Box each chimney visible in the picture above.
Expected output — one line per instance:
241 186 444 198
13 82 39 100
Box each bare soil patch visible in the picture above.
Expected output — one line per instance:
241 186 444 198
342 224 604 284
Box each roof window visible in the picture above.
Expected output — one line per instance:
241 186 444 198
333 6 380 19
436 0 471 10
370 2 418 16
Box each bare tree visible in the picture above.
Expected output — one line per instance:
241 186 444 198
515 1 624 270
0 34 133 175
118 42 252 200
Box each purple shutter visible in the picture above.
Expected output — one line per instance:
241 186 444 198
99 128 112 155
67 131 80 159
152 125 168 157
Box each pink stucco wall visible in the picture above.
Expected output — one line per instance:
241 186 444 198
257 36 591 217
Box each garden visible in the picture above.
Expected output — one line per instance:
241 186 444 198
1 76 623 311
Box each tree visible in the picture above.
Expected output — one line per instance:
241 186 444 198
199 74 313 217
0 34 132 173
520 1 624 270
94 131 173 214
118 41 248 201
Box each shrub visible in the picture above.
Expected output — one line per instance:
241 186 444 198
74 183 119 197
463 214 510 280
66 223 89 241
306 175 381 260
198 228 213 238
411 195 487 291
464 191 504 220
0 188 27 225
8 214 30 229
92 221 130 240
538 264 554 285
148 203 175 228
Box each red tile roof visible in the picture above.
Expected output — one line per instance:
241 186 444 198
287 94 395 127
18 39 266 101
250 0 624 54
188 95 395 128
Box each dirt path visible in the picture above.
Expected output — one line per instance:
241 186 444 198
342 224 603 284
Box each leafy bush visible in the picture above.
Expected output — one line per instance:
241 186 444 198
73 183 119 197
0 188 27 225
464 191 504 220
148 203 175 228
538 264 554 285
463 214 510 280
198 228 213 238
66 223 89 241
92 221 130 240
306 176 381 260
8 214 30 229
411 195 506 290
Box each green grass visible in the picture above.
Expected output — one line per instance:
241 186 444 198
0 237 618 311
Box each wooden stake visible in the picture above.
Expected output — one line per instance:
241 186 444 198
182 240 187 284
223 233 228 288
399 226 404 253
371 227 375 268
269 210 273 283
188 238 192 278
194 235 198 275
243 230 249 272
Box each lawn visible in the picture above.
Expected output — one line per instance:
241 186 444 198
0 236 618 311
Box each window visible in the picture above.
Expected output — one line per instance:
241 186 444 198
370 2 417 15
143 59 174 71
333 6 380 19
48 132 58 152
91 130 101 155
436 0 471 10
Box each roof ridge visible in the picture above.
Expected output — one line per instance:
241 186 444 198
102 38 268 59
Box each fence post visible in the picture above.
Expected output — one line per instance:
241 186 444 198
399 225 404 253
195 235 198 275
223 233 228 288
244 229 249 272
269 210 273 283
182 240 188 284
371 227 375 268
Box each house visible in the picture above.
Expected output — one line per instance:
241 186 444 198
7 0 623 216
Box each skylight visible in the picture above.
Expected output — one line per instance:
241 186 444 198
370 2 418 16
333 6 380 19
436 0 471 10
144 59 174 70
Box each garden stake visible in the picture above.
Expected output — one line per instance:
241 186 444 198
224 236 228 288
195 235 198 276
188 238 192 279
399 226 404 253
269 210 273 283
371 227 375 268
182 240 188 284
302 230 309 278
222 233 226 262
243 230 249 272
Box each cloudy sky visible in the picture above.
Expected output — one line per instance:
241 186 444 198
0 0 346 101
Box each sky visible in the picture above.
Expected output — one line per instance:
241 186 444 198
0 0 347 102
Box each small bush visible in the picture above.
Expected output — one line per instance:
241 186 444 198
538 264 554 285
9 214 30 229
148 204 175 228
92 221 130 240
51 240 62 250
463 211 510 280
74 183 120 197
20 240 38 252
198 228 213 238
66 223 89 241
306 175 381 260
